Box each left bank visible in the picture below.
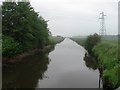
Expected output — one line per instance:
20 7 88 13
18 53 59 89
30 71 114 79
2 36 64 64
2 45 54 64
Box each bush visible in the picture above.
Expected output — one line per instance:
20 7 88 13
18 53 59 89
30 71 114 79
103 66 119 89
85 33 101 53
3 36 22 56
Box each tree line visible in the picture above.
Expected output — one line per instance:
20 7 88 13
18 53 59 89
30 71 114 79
2 2 50 56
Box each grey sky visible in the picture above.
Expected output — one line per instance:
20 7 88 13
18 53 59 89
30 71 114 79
1 0 119 36
30 0 118 37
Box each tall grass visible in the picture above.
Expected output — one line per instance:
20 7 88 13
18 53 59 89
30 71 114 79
93 40 119 89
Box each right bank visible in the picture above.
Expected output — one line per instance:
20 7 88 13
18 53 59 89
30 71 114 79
93 40 120 89
70 35 120 89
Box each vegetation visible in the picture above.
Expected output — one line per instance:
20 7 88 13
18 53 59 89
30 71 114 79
49 36 64 45
2 2 62 57
84 33 101 53
70 34 119 89
71 33 101 53
70 37 86 46
93 40 120 89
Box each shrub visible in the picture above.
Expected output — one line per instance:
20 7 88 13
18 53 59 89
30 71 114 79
85 33 101 53
103 66 119 89
2 36 22 56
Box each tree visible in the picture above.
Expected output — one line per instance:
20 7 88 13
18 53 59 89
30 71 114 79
2 2 50 56
85 33 101 53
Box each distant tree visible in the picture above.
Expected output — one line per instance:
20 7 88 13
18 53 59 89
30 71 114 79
85 33 101 53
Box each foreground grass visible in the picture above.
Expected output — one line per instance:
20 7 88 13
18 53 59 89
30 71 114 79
93 40 120 89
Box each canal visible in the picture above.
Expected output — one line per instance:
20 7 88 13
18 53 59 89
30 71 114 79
3 38 100 88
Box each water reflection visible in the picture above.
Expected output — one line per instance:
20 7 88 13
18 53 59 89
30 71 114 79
84 53 102 88
2 49 54 88
84 53 98 70
36 39 99 88
2 39 100 88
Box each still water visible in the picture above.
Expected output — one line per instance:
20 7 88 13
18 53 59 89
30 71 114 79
3 38 100 88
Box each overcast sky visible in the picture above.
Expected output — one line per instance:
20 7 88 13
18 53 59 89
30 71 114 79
1 0 119 36
30 0 118 37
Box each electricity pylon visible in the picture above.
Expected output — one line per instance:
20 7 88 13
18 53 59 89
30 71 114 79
99 12 107 36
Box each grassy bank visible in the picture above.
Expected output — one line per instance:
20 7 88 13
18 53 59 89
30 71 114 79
70 37 86 46
93 40 120 89
70 35 120 89
49 36 64 45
